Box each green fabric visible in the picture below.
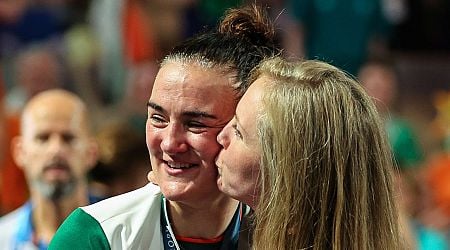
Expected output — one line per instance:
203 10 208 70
287 0 388 75
386 117 424 169
198 0 242 25
49 208 110 250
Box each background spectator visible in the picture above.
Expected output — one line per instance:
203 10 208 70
0 89 99 249
89 121 149 198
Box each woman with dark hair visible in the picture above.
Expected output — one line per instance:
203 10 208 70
49 5 279 250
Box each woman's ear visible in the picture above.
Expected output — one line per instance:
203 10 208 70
147 171 158 186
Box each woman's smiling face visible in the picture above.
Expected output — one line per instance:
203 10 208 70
146 61 238 204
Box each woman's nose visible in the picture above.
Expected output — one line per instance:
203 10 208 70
160 124 188 154
217 124 230 149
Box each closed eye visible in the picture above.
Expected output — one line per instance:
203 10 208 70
187 121 207 128
186 120 213 134
149 114 167 128
232 124 243 139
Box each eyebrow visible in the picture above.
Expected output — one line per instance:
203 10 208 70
147 101 218 120
147 101 163 113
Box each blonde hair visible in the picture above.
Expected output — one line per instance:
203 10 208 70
251 57 401 249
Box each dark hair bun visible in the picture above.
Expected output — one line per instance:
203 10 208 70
219 5 276 45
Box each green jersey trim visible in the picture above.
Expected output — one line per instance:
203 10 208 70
49 208 110 250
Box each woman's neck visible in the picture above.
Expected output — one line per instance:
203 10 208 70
167 196 240 239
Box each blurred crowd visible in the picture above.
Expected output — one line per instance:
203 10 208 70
0 0 449 248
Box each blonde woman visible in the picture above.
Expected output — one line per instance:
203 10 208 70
216 57 401 249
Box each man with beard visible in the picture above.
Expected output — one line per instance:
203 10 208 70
0 89 99 249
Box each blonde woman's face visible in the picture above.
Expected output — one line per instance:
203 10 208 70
216 77 268 209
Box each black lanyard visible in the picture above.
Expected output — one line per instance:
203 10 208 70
160 197 242 250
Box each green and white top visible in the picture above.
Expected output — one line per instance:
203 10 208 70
49 183 165 249
49 183 249 250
